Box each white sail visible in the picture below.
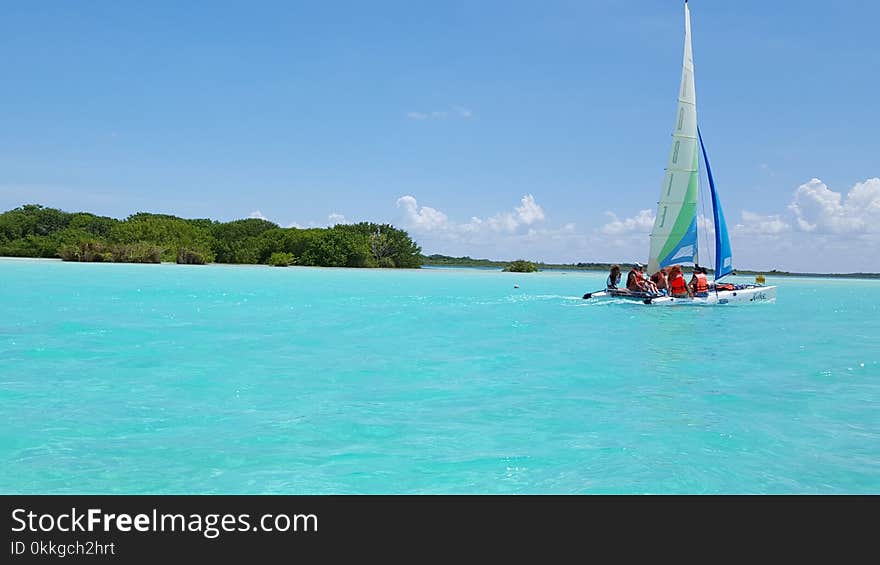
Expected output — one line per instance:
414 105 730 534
647 1 700 274
582 1 779 305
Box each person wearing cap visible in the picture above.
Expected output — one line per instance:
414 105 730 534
626 263 647 292
689 265 710 297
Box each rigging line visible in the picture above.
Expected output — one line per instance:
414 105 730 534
703 168 720 300
698 174 719 300
699 132 721 299
697 142 714 276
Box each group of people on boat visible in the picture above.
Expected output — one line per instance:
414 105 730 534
606 263 710 298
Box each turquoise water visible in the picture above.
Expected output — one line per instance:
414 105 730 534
1 258 877 493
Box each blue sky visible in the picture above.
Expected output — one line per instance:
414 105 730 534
1 0 878 271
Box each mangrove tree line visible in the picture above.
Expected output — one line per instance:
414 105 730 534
0 204 422 268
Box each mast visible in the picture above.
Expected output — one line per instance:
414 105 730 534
647 1 700 274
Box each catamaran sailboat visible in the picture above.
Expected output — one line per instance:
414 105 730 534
586 0 776 306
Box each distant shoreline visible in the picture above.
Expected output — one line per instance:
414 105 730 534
4 255 879 280
421 254 880 280
0 255 880 280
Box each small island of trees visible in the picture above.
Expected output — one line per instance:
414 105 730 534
502 260 539 273
0 204 422 268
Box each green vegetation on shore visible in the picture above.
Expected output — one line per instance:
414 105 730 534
422 254 622 271
421 254 880 279
4 206 877 278
267 252 295 267
502 260 539 273
0 204 422 268
421 254 642 271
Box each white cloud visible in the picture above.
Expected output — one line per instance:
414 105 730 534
788 177 880 234
599 209 654 236
484 195 546 233
406 106 473 120
397 194 546 239
735 211 791 235
726 177 880 271
285 216 350 229
251 210 348 228
396 195 450 231
515 194 545 224
394 193 583 261
328 213 350 226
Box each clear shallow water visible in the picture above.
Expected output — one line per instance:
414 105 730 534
1 258 877 494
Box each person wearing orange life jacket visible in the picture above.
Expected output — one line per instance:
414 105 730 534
689 266 710 297
626 263 647 292
625 262 659 294
668 265 690 298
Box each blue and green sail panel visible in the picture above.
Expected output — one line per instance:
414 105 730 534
648 1 700 275
659 214 698 267
698 128 733 280
651 149 699 270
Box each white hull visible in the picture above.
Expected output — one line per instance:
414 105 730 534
646 285 776 305
584 286 776 306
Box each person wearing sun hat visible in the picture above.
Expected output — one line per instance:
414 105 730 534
626 262 646 291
